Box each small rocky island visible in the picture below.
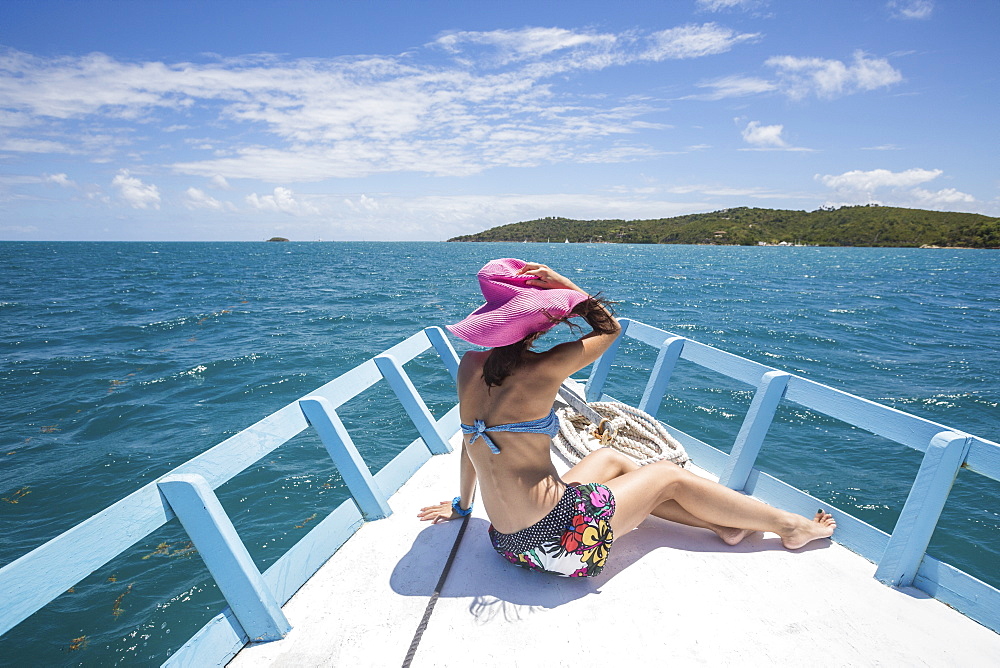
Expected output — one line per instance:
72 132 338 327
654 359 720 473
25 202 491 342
266 237 290 242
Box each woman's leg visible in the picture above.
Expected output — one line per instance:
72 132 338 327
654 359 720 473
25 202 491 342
564 449 755 545
602 458 835 549
566 448 834 549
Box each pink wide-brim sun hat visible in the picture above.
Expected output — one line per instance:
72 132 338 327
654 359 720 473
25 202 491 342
447 258 588 347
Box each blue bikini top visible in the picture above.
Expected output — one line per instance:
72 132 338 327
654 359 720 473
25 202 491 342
461 409 560 454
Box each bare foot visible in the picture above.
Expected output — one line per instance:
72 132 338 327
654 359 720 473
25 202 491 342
780 510 836 550
713 526 756 546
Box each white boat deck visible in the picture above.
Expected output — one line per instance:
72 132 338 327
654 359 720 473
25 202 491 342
230 433 1000 667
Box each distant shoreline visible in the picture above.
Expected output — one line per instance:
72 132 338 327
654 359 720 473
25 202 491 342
445 240 991 249
447 205 1000 249
0 239 996 248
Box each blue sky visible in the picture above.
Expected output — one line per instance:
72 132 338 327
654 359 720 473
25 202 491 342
1 0 997 241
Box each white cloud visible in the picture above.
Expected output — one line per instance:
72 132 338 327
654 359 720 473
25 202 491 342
818 167 941 191
0 175 46 194
691 52 900 101
433 24 757 69
85 190 112 205
690 75 779 100
910 187 974 206
888 1 934 20
111 169 160 209
643 23 760 60
209 174 231 190
344 194 380 212
0 138 71 153
434 27 617 65
741 121 787 148
0 26 760 182
696 0 765 12
183 187 235 211
45 173 75 187
766 51 903 99
816 167 978 210
246 186 318 215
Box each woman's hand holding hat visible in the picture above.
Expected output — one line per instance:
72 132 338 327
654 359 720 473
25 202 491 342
516 262 586 294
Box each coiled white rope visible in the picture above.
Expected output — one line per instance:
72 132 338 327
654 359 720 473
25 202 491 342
553 401 690 468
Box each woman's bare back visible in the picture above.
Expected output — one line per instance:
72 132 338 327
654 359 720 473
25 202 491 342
456 349 570 533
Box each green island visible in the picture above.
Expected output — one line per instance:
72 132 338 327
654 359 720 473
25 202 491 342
447 205 1000 248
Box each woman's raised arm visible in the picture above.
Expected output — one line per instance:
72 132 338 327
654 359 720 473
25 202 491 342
516 263 621 378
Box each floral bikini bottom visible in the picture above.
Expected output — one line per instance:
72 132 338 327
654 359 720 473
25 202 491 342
488 482 616 578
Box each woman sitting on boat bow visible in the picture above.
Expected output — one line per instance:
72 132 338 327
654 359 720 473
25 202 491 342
419 258 835 577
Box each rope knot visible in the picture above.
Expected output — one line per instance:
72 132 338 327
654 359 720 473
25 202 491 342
554 401 690 468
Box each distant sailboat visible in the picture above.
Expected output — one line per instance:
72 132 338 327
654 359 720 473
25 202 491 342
564 238 569 243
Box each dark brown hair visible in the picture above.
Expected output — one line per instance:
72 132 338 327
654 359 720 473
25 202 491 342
482 294 618 387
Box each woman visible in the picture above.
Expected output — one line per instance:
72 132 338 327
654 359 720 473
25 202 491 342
419 258 835 577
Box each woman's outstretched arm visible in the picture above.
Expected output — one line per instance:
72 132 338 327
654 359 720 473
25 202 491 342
417 440 477 523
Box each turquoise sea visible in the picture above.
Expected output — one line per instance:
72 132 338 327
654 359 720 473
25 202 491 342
1 241 998 665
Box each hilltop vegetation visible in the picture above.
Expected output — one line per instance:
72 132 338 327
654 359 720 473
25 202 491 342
447 206 1000 248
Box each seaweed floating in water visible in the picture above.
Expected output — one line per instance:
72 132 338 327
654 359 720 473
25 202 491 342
111 583 133 617
2 486 31 504
294 513 318 529
40 425 60 433
68 635 88 651
170 541 197 558
141 541 197 559
141 542 172 560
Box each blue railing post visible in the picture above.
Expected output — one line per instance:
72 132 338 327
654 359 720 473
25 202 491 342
586 318 630 401
299 396 392 519
424 326 460 381
875 431 972 587
374 353 453 455
156 474 290 642
719 370 791 491
638 336 686 415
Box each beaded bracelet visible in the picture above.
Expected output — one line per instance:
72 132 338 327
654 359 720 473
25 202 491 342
451 496 473 517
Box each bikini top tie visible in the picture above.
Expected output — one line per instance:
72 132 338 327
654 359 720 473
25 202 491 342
461 408 561 454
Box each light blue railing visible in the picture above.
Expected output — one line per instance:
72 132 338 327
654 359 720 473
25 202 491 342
2 320 997 666
587 318 1000 634
0 326 462 666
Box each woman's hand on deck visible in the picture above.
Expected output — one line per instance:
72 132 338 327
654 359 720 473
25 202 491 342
516 262 585 293
418 501 459 523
